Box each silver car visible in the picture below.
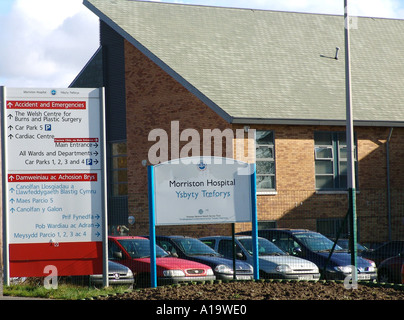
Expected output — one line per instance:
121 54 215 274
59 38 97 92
200 235 320 281
90 260 134 288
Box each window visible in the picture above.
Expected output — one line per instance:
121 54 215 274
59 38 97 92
110 141 128 196
314 132 358 190
256 130 275 191
317 218 349 239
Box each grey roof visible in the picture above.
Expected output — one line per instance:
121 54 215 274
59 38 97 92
84 0 404 126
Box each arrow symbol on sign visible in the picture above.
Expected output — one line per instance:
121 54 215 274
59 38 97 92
7 114 13 119
10 208 15 213
7 102 13 108
9 198 14 203
8 134 13 139
8 125 13 130
9 188 15 193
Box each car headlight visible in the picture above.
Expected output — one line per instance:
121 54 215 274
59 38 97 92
206 269 214 276
366 266 376 272
276 265 292 273
163 270 186 277
214 264 234 274
365 259 376 268
334 265 353 273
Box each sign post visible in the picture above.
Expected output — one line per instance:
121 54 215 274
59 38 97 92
1 87 108 285
147 156 258 287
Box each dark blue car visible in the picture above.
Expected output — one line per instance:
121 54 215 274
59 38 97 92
153 235 254 281
237 229 377 281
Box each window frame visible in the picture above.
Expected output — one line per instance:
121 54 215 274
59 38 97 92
255 130 276 192
109 140 128 197
314 131 358 191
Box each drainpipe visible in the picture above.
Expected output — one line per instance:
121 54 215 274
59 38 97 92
386 128 393 241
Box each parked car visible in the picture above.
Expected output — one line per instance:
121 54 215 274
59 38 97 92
200 235 320 281
90 260 134 288
377 252 404 284
108 236 215 287
361 240 404 266
152 235 254 281
237 229 377 281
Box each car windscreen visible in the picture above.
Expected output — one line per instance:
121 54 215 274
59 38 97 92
238 238 285 256
118 239 169 258
294 233 343 252
173 238 221 256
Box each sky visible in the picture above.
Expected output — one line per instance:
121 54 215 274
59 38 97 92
1 0 404 88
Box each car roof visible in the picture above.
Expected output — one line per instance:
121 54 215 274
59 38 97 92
258 228 313 233
108 235 148 240
201 235 265 240
156 235 193 239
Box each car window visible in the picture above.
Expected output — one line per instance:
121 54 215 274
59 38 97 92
201 239 216 249
172 238 219 256
217 239 243 259
157 240 177 255
118 238 169 258
294 232 343 252
238 238 285 256
217 240 233 258
108 240 122 260
272 235 300 254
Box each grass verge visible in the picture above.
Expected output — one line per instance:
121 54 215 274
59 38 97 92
3 284 132 300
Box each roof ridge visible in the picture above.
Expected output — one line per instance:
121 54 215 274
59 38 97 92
118 0 404 21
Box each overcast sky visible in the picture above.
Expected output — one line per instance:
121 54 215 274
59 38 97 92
1 0 404 88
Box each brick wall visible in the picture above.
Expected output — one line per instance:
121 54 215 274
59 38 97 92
123 40 403 242
124 40 233 237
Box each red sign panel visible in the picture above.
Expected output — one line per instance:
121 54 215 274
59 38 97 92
6 100 86 110
9 242 103 277
8 173 98 182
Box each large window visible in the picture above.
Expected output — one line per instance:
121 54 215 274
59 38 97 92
256 130 275 191
314 132 358 190
110 141 128 196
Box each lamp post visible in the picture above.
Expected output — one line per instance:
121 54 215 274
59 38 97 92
344 0 357 281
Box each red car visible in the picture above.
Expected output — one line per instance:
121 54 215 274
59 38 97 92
108 236 215 287
377 253 404 284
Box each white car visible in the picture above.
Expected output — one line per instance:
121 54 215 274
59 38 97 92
200 235 320 281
